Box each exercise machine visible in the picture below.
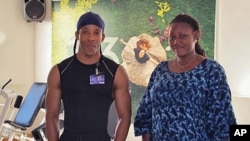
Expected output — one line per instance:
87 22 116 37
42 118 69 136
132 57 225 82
0 79 18 133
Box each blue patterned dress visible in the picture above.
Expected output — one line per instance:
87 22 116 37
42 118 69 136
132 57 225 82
134 59 236 141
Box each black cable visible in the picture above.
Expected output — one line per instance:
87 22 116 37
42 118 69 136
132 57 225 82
1 79 12 89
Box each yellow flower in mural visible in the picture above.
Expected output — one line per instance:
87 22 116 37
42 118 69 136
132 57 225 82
77 0 98 8
155 1 171 22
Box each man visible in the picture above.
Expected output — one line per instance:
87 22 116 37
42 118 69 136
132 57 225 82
46 12 131 141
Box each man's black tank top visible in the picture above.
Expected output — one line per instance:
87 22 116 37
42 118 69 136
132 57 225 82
57 55 119 141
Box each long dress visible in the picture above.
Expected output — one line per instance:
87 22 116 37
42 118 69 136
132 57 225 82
134 59 237 141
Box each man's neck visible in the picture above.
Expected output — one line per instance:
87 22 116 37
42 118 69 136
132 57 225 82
76 53 101 65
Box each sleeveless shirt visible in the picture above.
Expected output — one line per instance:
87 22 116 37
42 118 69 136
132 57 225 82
57 55 119 141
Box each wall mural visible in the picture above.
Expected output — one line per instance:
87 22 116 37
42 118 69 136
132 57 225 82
52 0 216 121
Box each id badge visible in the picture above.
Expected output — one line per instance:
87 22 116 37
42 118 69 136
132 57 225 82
90 74 105 85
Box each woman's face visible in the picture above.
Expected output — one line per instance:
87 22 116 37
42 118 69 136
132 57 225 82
168 22 199 57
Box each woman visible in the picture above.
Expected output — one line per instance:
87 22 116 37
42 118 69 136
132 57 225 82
134 13 236 141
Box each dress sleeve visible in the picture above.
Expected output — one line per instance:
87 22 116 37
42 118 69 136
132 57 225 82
133 68 157 136
205 62 237 140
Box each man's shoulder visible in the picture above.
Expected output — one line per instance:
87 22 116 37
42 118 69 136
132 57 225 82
57 55 75 72
58 55 75 65
102 56 119 65
101 56 120 76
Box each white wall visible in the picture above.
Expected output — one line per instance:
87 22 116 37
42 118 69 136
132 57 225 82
216 0 250 125
0 0 250 140
0 0 36 94
0 0 51 136
216 0 250 98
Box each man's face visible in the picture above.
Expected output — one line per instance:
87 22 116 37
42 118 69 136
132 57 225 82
76 24 105 57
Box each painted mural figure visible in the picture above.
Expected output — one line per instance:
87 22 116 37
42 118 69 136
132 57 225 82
120 33 167 87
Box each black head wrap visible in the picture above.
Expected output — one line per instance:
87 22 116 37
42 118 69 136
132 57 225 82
74 12 105 54
77 11 105 32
